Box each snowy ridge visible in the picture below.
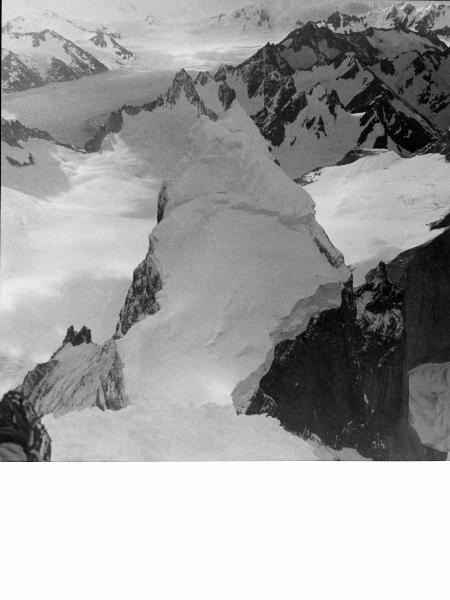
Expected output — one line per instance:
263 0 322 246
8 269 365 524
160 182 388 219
16 104 349 460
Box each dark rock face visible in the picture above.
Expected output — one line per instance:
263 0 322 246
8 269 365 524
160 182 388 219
157 181 169 224
0 391 51 461
82 110 124 152
63 325 92 346
245 231 450 460
115 237 162 338
416 129 450 161
89 31 133 62
218 82 236 110
1 118 54 146
166 69 219 121
211 22 446 161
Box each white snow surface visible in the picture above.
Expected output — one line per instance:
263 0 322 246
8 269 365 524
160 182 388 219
409 362 450 453
118 104 348 409
304 150 450 282
38 104 349 460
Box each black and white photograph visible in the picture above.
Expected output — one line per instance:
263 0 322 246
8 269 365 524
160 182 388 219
0 0 449 462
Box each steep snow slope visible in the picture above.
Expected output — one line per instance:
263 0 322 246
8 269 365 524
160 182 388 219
303 150 450 281
17 104 349 460
118 105 348 409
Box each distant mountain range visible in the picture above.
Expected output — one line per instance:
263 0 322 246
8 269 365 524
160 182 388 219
192 22 449 176
2 2 449 94
206 1 449 40
1 11 134 93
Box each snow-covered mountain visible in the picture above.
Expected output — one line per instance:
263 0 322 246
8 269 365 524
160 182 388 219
1 10 135 92
191 22 448 177
204 1 450 40
1 29 109 93
2 8 449 461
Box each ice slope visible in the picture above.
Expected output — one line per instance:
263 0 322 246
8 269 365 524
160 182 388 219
29 104 349 460
303 150 450 281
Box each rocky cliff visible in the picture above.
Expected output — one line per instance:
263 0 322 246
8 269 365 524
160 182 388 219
241 228 450 460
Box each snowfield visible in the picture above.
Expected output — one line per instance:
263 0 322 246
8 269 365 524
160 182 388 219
304 150 450 282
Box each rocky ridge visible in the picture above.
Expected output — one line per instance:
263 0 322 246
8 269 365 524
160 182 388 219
238 227 450 460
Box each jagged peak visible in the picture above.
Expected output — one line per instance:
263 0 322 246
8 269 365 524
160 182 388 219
171 68 192 85
194 71 212 85
62 325 92 346
214 64 233 81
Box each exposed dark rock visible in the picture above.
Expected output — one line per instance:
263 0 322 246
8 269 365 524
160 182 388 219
157 181 169 223
194 71 212 85
218 82 236 110
336 147 383 165
5 152 34 167
166 69 219 121
243 231 450 460
0 390 51 461
1 117 54 147
83 110 124 152
415 129 450 161
63 325 92 346
115 237 162 338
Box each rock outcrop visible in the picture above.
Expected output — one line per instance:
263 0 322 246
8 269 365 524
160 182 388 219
241 229 450 460
114 237 162 338
0 390 51 461
17 327 127 416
